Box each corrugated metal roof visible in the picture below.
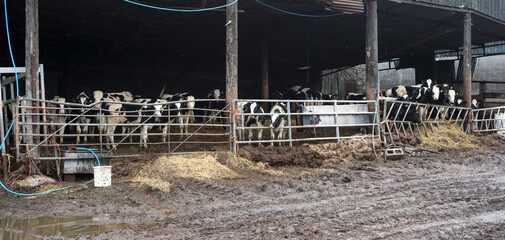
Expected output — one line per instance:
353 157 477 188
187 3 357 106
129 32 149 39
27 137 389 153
312 0 364 14
418 0 505 21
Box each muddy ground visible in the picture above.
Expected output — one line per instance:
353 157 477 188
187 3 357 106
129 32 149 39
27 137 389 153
1 134 505 239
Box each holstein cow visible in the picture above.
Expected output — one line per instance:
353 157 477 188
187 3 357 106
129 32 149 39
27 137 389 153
386 101 421 123
104 99 165 150
73 92 94 144
269 102 288 146
170 94 196 139
241 102 265 145
93 90 134 140
124 98 167 148
345 93 366 100
385 85 407 98
206 89 225 123
47 96 68 144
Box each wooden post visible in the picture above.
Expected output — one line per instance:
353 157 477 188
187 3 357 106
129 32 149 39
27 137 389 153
463 12 472 110
365 0 379 134
261 29 269 110
226 0 238 112
26 0 40 170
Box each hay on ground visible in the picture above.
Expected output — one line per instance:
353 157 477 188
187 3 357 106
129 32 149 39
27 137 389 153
226 152 284 176
132 154 241 193
419 124 477 152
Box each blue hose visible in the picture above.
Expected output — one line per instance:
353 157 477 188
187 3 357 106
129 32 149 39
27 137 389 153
255 0 344 18
123 0 238 12
0 147 101 196
1 0 104 197
3 0 19 96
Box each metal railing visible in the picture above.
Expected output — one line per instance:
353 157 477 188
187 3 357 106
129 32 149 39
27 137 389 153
14 97 230 161
381 100 475 145
471 106 505 133
8 94 505 162
230 99 379 153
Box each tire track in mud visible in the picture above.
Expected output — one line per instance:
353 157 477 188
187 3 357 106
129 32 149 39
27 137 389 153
152 151 505 239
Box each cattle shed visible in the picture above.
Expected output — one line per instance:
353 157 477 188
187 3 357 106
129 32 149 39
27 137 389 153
1 0 505 166
1 0 505 100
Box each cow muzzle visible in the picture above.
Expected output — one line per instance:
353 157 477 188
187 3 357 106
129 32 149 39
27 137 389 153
269 125 274 129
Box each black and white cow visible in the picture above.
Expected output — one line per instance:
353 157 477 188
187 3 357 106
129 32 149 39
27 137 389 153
269 102 288 146
385 85 408 98
421 79 433 89
386 101 421 123
104 99 166 149
345 93 366 100
47 96 68 144
73 92 95 144
93 90 134 139
241 102 265 145
206 89 225 123
170 95 196 138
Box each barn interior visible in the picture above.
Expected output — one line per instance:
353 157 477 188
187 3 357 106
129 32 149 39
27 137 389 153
1 0 505 99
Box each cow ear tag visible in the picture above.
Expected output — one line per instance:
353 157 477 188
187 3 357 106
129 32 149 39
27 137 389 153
441 90 443 93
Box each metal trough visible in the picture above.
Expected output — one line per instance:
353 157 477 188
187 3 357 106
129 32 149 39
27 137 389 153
62 149 110 174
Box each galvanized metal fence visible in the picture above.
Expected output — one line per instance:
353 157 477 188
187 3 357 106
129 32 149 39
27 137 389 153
13 97 230 162
381 100 477 145
7 96 505 163
230 99 380 153
471 106 505 133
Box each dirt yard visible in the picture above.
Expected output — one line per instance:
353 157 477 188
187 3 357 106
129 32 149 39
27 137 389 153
1 133 505 239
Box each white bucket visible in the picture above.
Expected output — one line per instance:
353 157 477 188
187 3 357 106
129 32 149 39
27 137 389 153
93 166 111 187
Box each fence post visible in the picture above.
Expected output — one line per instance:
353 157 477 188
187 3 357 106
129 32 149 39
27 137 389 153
231 100 237 154
99 104 103 152
168 103 171 154
287 100 293 147
333 100 340 142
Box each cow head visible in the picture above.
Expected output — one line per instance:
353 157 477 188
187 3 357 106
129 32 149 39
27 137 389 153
153 99 167 117
395 86 407 98
448 89 456 104
76 92 90 113
57 97 66 114
471 99 479 109
432 85 440 101
269 103 287 129
403 104 421 123
398 94 409 101
423 79 433 89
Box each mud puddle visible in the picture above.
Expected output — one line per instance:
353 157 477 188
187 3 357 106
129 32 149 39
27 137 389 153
0 215 154 239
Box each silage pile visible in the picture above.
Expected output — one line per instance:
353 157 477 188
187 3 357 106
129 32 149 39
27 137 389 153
418 124 477 152
132 154 241 194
